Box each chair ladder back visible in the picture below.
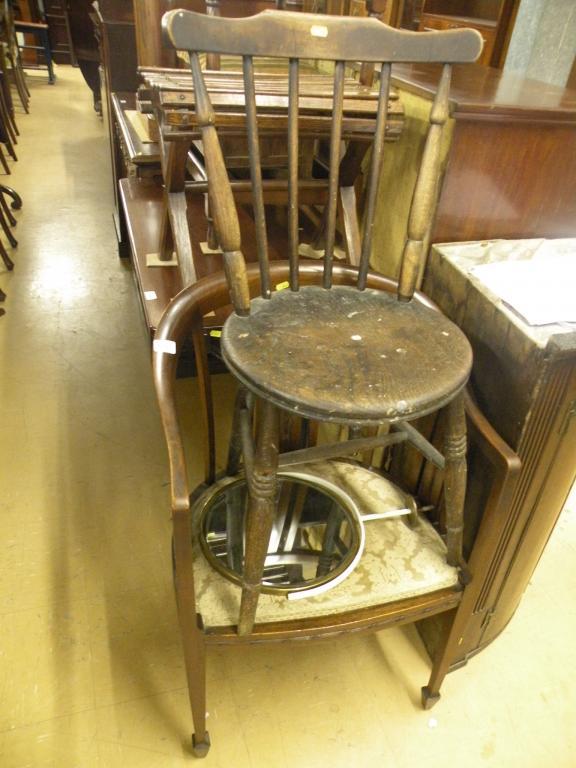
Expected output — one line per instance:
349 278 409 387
397 63 452 302
357 61 390 290
189 51 251 315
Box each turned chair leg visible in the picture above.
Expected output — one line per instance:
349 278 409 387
421 391 468 708
238 398 280 636
443 391 467 567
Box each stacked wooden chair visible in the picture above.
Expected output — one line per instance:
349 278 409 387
0 6 23 313
0 182 21 311
0 0 31 111
152 7 485 757
137 0 404 289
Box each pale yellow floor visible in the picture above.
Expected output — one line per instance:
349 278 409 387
0 66 575 768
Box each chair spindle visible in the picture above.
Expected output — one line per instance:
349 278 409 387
398 63 452 302
243 55 272 299
357 62 391 291
288 57 300 291
322 60 345 290
189 51 250 315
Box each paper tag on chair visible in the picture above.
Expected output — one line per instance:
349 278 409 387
153 339 177 354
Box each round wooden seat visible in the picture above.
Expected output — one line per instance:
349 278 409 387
222 285 472 423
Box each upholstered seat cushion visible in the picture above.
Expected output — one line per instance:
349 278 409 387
192 461 459 627
222 285 472 424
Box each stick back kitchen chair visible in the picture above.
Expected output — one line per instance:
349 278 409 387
158 8 482 756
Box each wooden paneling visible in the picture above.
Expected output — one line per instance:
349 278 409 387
383 63 576 276
435 121 576 244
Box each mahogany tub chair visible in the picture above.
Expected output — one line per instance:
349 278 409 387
155 8 483 756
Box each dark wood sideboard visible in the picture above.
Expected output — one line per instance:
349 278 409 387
93 0 139 254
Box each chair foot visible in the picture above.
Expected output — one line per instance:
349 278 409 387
192 732 211 758
421 686 441 710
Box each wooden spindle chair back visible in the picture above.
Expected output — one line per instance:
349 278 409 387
163 10 481 308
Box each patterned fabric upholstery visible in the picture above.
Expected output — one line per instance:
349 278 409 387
192 461 459 626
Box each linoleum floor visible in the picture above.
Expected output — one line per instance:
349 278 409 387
0 66 575 768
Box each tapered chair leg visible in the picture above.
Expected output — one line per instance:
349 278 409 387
0 118 17 161
172 513 210 758
238 398 280 636
0 239 14 270
0 189 16 225
0 144 9 175
421 391 468 707
0 204 16 246
0 84 17 145
8 53 29 113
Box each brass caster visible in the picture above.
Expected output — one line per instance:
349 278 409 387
421 686 441 710
192 732 211 758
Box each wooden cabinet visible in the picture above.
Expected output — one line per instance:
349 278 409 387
93 0 138 254
421 240 576 664
418 0 519 67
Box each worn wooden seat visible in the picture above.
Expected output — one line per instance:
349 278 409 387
159 8 482 756
223 285 471 422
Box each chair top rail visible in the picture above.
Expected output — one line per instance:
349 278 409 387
163 9 483 63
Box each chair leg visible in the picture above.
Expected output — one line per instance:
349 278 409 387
8 53 29 113
226 386 250 476
172 514 211 757
420 392 468 708
0 285 6 300
0 83 20 144
0 189 16 225
41 30 55 85
0 145 9 175
15 47 31 98
443 392 467 567
0 238 14 270
0 204 16 246
238 398 280 636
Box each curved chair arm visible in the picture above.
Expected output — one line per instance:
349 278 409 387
463 387 522 578
464 389 521 482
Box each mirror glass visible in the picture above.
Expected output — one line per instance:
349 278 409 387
200 476 361 595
